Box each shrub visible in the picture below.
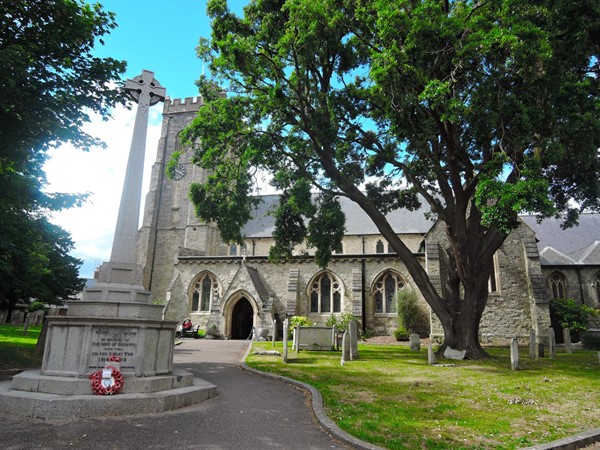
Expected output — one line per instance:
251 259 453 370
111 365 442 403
582 332 600 350
549 298 599 342
288 316 312 338
196 329 206 339
394 327 411 341
27 302 45 313
397 289 420 332
325 312 358 334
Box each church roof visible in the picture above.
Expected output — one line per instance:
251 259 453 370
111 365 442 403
520 214 600 266
241 194 434 238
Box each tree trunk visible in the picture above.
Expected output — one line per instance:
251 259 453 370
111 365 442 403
436 277 490 360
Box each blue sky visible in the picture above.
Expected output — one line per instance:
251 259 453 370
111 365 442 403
44 0 248 278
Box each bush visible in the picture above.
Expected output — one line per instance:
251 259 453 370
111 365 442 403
394 327 411 341
325 312 358 334
582 332 600 350
549 298 599 342
397 288 422 332
288 316 312 338
27 302 45 313
196 328 206 338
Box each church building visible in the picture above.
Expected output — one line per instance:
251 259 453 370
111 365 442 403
136 96 600 341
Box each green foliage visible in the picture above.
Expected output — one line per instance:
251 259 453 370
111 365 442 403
27 302 45 313
192 0 600 357
394 327 411 342
197 328 206 339
0 0 125 311
289 316 312 328
397 289 420 332
325 313 358 334
549 298 598 335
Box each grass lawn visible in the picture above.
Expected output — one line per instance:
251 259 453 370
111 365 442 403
0 324 43 370
247 342 600 450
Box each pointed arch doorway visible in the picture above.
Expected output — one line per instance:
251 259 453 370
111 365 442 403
231 297 254 340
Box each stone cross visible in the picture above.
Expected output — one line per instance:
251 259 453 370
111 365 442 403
110 70 166 264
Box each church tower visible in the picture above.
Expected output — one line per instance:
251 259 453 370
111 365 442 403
137 97 226 303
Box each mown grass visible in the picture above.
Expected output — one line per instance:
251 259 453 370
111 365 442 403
247 342 600 449
0 324 43 370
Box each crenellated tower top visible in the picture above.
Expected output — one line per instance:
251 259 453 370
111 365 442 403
163 96 203 114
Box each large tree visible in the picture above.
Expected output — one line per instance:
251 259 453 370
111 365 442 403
184 0 600 358
0 0 126 315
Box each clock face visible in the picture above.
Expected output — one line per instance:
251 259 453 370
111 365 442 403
172 164 186 180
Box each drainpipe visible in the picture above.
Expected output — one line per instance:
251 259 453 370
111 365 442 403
361 235 366 334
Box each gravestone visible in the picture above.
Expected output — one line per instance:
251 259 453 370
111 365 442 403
428 343 436 365
444 346 466 360
282 319 289 363
563 328 572 354
538 343 545 358
549 327 556 359
529 328 536 360
341 331 350 365
35 310 45 326
272 319 277 347
349 320 359 360
0 310 7 325
409 334 421 352
11 311 24 326
510 338 519 371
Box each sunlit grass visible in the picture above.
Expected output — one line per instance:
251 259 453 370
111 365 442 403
247 342 600 449
0 324 43 370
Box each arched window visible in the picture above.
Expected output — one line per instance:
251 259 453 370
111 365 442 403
595 272 600 304
374 271 406 314
549 271 567 299
376 240 384 254
229 244 237 256
191 272 219 312
309 272 342 313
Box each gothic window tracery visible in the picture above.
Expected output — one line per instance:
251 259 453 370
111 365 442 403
374 270 406 314
191 272 219 312
309 272 342 313
549 271 567 299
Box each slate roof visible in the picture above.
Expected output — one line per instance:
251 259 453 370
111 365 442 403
520 214 600 266
241 194 434 238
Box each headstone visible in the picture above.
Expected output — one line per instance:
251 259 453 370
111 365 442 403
549 327 556 359
332 325 338 351
34 310 44 326
409 334 421 352
538 343 545 358
443 346 466 360
341 331 350 365
510 338 519 371
349 320 359 360
292 326 299 352
11 311 24 326
529 329 536 360
272 320 277 347
428 343 436 365
563 328 572 354
282 319 289 363
0 310 7 325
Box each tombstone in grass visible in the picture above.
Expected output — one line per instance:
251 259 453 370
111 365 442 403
510 338 520 371
444 346 466 360
282 319 289 363
563 328 572 354
341 331 350 365
349 320 359 360
538 342 545 358
529 329 537 360
428 343 436 365
272 319 277 347
0 310 7 325
549 327 556 359
409 334 421 352
11 311 24 326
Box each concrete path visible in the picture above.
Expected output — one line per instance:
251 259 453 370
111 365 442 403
0 339 357 449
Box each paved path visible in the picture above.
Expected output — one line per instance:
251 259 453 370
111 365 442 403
0 339 357 450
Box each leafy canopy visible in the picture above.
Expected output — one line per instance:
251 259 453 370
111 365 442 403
0 0 127 306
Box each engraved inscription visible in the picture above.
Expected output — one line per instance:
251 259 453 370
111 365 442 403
88 328 138 372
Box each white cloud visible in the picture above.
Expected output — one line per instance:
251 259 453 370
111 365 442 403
44 104 163 278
